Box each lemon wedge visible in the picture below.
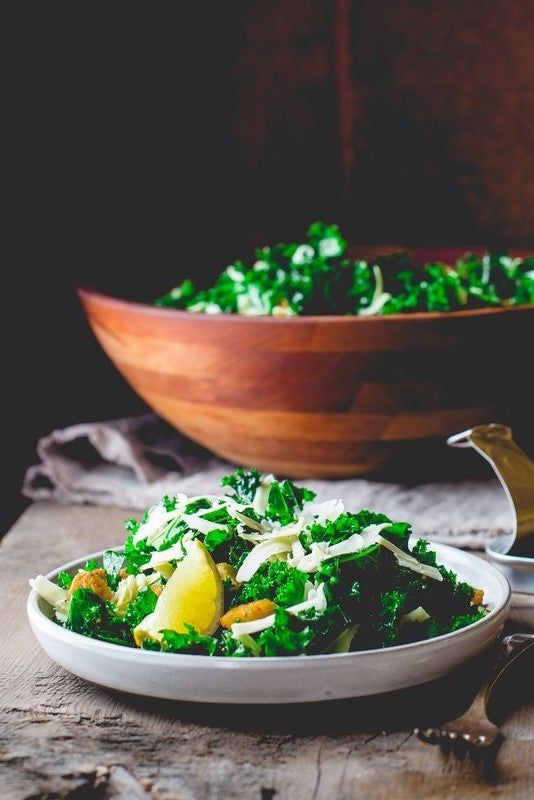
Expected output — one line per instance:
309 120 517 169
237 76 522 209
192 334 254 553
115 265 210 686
133 538 223 647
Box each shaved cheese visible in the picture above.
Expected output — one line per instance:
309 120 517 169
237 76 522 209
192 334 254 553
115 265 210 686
330 623 360 653
132 493 227 546
153 563 174 580
236 285 272 315
325 528 382 557
231 612 276 636
358 291 392 316
140 541 187 571
285 583 327 615
235 538 293 583
29 575 71 622
230 583 327 637
289 524 387 572
181 513 227 535
132 495 188 545
232 632 262 656
29 575 68 606
113 573 148 617
358 265 392 316
192 501 228 516
252 475 275 515
226 265 246 282
291 244 315 265
291 538 306 564
230 509 271 533
402 606 430 624
377 536 443 581
285 521 442 583
301 498 345 525
289 542 330 573
236 519 303 545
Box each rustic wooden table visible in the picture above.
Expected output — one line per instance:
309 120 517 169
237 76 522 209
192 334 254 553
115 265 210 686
2 501 534 799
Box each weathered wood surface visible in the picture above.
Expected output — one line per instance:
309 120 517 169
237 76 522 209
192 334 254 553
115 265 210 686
2 501 534 799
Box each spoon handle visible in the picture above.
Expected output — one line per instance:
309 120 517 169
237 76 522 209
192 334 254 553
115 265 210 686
447 423 534 557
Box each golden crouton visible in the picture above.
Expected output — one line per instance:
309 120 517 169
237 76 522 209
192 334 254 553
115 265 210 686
220 598 276 629
471 587 484 607
67 568 112 601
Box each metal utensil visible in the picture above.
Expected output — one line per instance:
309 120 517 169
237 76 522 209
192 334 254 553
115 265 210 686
447 423 534 559
415 632 534 757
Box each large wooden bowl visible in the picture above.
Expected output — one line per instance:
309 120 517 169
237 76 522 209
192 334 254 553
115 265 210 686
77 251 533 479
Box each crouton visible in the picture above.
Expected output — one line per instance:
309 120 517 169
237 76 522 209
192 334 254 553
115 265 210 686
220 598 276 629
67 568 112 601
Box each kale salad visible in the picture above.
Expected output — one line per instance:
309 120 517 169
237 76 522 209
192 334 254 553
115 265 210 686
30 469 487 658
154 221 534 316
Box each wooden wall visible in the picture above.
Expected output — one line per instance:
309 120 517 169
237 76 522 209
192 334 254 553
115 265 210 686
5 1 534 531
342 0 534 249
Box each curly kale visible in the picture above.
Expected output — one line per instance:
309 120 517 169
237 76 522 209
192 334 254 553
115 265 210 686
42 467 490 658
66 589 133 646
233 560 308 607
153 222 533 316
221 467 262 503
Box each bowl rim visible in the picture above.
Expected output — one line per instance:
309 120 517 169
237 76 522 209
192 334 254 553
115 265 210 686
76 285 534 324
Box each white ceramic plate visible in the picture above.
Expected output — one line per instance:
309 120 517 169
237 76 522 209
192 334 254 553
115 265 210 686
27 541 511 704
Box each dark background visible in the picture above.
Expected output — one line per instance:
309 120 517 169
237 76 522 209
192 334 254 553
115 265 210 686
5 1 534 533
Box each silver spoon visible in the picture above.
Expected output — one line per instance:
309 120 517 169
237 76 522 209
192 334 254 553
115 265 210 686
447 423 534 559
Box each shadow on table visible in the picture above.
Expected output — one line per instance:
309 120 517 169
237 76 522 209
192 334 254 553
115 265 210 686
105 641 533 736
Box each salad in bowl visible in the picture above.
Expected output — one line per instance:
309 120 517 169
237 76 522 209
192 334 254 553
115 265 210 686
30 468 489 659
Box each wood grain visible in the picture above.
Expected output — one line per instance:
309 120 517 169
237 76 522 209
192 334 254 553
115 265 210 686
340 0 534 249
77 276 533 479
2 501 534 798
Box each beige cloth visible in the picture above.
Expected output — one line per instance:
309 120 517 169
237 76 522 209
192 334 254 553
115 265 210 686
22 413 513 549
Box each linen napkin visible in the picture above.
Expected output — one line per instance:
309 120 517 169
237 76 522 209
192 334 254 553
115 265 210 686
22 413 513 549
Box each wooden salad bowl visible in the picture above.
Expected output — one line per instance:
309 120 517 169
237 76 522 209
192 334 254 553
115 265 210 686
77 248 533 479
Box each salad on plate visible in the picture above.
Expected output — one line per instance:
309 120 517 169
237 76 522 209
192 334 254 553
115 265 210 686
30 468 487 658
